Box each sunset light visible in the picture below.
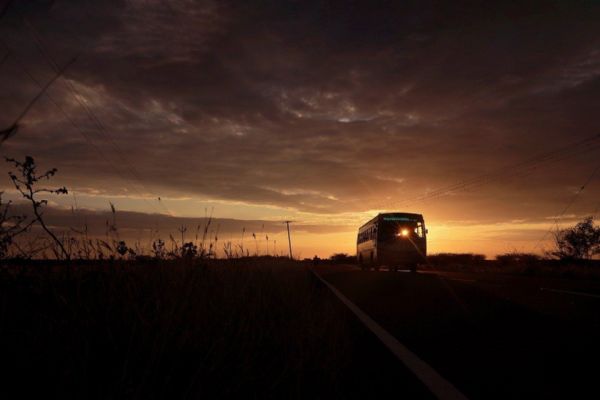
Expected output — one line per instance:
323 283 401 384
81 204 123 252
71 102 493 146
0 0 598 259
1 1 599 398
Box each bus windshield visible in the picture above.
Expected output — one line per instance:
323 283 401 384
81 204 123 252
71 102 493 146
379 220 425 240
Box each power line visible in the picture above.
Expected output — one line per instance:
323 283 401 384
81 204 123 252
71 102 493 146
1 2 159 209
0 52 76 145
408 135 599 206
348 133 600 252
369 133 600 212
532 159 600 252
1 5 173 216
0 37 169 216
17 15 172 216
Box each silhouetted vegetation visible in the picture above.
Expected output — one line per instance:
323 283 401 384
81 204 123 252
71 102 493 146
2 156 412 396
5 156 69 259
0 258 355 398
496 252 541 267
419 250 600 279
551 216 600 261
427 253 486 267
329 252 357 264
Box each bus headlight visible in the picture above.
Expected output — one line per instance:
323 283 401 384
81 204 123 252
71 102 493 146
398 228 409 237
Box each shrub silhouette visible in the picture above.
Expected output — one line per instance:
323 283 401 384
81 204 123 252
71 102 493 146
329 253 356 264
496 252 540 266
552 216 600 261
428 253 486 266
6 156 69 259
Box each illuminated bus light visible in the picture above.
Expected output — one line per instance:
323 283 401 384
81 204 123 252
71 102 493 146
357 212 427 272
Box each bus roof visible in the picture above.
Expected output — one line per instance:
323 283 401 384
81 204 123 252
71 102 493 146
359 212 424 230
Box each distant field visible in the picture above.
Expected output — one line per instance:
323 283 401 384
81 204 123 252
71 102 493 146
422 253 600 280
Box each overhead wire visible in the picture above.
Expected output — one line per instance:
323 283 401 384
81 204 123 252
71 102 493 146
531 159 600 252
0 37 172 216
18 15 173 216
1 3 160 211
5 1 600 242
411 135 599 206
349 133 600 252
368 133 600 212
0 45 76 144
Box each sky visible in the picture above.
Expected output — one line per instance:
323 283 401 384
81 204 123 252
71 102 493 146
1 0 599 258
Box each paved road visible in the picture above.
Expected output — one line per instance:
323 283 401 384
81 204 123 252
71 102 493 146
315 265 600 399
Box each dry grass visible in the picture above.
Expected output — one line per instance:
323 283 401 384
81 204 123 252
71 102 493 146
0 258 353 399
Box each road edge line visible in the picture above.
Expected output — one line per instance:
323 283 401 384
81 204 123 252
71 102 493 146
311 269 469 400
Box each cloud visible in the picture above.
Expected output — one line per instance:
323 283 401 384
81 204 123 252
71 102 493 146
0 0 599 228
8 203 352 237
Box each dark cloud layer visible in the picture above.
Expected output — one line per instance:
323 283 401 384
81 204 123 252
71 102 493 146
1 0 599 222
9 203 352 246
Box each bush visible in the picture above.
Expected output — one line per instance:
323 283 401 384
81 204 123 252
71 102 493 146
552 216 600 261
329 253 357 264
496 252 541 267
427 253 486 267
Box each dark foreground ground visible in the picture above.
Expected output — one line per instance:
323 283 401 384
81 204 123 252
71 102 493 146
0 260 432 399
316 264 600 399
2 260 599 399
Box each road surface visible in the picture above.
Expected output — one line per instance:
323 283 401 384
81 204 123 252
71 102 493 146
315 265 600 399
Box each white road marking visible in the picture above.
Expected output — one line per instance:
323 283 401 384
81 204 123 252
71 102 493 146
540 287 600 299
311 269 469 400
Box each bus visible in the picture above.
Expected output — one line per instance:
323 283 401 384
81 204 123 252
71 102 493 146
357 212 427 272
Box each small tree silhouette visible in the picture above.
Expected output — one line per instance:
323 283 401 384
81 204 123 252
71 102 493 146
6 156 69 260
552 216 600 261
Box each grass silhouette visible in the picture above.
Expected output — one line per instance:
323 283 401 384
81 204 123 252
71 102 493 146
0 258 356 398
